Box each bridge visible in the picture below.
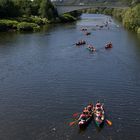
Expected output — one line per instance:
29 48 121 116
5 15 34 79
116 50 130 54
55 3 129 15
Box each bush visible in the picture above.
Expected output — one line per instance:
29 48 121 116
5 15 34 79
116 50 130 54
103 8 114 16
123 4 140 31
0 20 18 31
31 17 49 25
137 28 140 34
16 16 50 25
17 22 40 32
31 17 44 25
59 13 76 23
112 8 126 22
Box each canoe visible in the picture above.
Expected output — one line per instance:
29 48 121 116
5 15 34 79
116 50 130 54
78 105 94 128
105 43 112 49
78 115 92 128
76 41 86 46
94 105 105 127
87 45 96 52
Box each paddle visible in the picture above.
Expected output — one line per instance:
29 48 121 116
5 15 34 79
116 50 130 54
106 119 112 126
69 120 79 126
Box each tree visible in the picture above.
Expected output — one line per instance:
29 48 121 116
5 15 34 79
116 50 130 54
0 0 19 18
13 0 32 16
123 4 140 30
39 0 58 20
31 0 42 15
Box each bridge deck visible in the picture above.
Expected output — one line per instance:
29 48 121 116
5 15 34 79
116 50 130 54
55 4 129 14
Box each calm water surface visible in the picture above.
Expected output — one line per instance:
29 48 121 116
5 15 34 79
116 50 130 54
0 14 140 140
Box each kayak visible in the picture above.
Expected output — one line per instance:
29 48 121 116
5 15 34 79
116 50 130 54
94 104 105 127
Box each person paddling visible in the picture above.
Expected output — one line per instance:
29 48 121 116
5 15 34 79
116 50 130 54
78 111 87 121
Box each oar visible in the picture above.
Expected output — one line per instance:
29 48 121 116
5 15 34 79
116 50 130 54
72 43 76 46
106 119 112 126
69 120 78 126
72 112 79 117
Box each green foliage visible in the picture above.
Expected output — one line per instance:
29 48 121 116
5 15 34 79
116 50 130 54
123 4 140 30
112 8 126 21
0 19 18 31
16 16 49 25
69 11 82 18
17 22 40 32
59 13 76 23
31 0 42 16
82 8 113 15
0 0 20 18
39 0 58 20
13 0 32 16
103 8 113 16
137 28 140 34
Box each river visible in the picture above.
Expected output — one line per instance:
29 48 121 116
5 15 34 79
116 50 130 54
0 14 140 140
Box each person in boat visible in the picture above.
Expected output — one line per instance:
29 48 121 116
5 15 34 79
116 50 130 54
76 40 86 45
108 42 112 47
105 42 112 48
81 40 85 44
83 107 92 117
95 101 104 111
81 28 87 31
87 103 94 112
78 108 91 121
96 101 101 107
88 45 96 52
78 111 87 121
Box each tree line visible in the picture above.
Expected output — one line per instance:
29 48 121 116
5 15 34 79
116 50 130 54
0 0 58 20
81 1 140 34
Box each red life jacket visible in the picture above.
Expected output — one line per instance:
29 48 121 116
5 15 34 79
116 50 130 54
80 114 86 119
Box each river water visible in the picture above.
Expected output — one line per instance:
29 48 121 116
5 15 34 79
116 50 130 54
0 14 140 140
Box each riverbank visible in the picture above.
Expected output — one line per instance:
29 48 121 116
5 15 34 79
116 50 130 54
82 4 140 34
0 13 79 32
0 0 81 32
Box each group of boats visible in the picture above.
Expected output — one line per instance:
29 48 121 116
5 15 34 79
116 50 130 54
75 39 113 51
77 101 105 128
75 21 113 52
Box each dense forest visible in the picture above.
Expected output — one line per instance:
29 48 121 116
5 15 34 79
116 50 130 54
0 0 78 32
0 0 58 19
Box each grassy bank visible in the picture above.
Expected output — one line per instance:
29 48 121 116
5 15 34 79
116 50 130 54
0 13 78 32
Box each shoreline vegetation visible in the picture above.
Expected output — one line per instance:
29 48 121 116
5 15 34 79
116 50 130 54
81 2 140 34
0 0 139 33
0 0 80 32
